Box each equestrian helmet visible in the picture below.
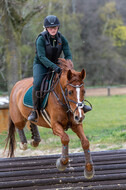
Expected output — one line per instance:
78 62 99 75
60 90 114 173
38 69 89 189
44 15 60 28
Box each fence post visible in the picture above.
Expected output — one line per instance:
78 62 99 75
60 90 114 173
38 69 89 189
107 86 111 96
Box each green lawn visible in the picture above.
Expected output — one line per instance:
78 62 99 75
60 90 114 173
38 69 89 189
83 95 126 148
0 95 126 152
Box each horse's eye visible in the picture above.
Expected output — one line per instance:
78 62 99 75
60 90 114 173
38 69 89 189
82 89 85 94
68 90 73 95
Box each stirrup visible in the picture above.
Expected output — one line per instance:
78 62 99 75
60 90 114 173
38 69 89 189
28 110 38 122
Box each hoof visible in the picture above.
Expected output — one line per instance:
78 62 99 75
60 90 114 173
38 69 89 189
56 158 68 171
84 163 95 179
19 143 28 150
30 140 40 147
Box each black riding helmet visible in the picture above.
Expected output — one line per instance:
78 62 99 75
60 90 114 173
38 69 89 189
44 15 60 28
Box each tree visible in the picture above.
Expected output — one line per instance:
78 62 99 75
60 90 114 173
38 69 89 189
113 26 126 47
0 0 44 93
79 0 126 85
98 1 126 85
0 0 126 89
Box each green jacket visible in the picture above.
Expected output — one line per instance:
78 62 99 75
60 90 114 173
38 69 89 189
34 33 72 70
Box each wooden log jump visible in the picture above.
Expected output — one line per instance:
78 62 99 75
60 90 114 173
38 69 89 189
0 149 126 189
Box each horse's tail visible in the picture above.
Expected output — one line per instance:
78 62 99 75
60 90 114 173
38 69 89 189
4 115 16 157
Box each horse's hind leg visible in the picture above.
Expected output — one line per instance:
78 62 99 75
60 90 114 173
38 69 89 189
72 125 95 179
30 123 41 147
17 129 28 150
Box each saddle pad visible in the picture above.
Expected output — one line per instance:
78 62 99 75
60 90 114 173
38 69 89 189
23 73 54 109
23 72 54 109
23 86 33 108
23 86 46 109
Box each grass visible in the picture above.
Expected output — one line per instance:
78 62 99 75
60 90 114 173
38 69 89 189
83 95 126 143
0 95 126 152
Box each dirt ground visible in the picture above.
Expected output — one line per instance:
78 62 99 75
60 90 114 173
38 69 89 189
85 86 126 96
1 141 126 158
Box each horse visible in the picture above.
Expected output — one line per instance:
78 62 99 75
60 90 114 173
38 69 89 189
5 58 94 179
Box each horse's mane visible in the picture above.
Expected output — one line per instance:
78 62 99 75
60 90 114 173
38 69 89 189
58 58 74 71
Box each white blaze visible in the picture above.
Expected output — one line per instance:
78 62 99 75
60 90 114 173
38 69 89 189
76 87 82 117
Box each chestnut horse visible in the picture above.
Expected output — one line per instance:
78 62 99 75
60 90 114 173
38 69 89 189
5 58 94 179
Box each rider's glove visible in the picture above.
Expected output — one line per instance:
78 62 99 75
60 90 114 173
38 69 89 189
54 67 62 74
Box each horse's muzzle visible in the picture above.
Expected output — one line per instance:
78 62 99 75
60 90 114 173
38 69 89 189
74 113 85 124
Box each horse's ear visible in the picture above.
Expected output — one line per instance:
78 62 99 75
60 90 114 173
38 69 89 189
80 69 86 80
67 69 72 81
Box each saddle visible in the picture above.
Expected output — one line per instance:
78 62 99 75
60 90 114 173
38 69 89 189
40 71 53 103
23 72 54 109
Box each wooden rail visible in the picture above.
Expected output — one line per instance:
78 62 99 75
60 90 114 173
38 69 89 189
0 149 126 189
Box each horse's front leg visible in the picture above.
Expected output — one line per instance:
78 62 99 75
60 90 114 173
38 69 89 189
72 124 95 179
52 122 69 171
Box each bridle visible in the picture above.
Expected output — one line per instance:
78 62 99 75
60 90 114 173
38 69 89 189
43 72 92 129
50 73 86 115
64 83 85 114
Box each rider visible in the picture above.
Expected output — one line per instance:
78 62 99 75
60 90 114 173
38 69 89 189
28 15 91 122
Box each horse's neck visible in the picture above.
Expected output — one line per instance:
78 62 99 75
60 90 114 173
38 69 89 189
55 74 67 102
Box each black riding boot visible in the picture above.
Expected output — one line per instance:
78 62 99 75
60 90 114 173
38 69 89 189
83 105 92 113
28 89 39 121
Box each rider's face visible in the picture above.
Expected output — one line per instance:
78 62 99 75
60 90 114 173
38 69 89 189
46 26 58 36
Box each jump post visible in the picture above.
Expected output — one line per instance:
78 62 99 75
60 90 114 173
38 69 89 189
0 97 9 133
0 149 126 189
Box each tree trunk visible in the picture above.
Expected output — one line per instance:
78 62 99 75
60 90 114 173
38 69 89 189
4 18 21 94
48 0 52 15
72 0 76 61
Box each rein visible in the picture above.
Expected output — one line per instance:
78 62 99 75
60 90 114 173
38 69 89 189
42 71 61 95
